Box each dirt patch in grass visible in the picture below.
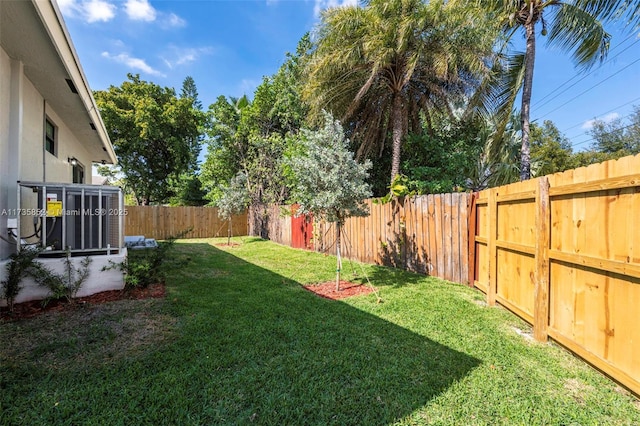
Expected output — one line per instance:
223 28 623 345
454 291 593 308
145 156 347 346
564 378 593 405
1 298 177 371
304 281 376 300
0 283 165 321
215 243 241 248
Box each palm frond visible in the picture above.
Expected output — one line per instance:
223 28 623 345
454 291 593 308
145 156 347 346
573 0 640 27
548 3 611 69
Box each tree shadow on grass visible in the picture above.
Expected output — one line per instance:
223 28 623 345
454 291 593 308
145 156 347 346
1 242 480 425
362 262 430 289
172 243 481 424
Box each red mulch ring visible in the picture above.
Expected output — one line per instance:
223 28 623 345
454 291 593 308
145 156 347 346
304 281 376 300
0 283 165 321
215 243 240 247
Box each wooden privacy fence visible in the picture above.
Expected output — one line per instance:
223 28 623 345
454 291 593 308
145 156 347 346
473 154 640 395
125 206 247 240
254 194 472 284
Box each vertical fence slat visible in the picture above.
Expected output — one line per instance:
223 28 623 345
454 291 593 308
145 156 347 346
125 206 248 240
427 195 437 276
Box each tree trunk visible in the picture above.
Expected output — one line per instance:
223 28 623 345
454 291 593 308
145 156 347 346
335 222 342 291
227 220 232 245
520 21 536 181
390 92 404 185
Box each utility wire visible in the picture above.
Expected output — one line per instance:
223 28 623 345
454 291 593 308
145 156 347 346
534 56 640 120
570 121 639 149
561 94 640 136
566 109 638 145
533 33 640 109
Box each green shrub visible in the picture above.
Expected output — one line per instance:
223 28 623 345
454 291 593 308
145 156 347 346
106 231 188 289
30 249 92 305
1 248 41 312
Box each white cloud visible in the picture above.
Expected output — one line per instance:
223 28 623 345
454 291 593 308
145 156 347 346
124 0 157 22
313 0 358 17
59 0 184 29
161 46 214 69
164 12 187 28
59 0 116 23
101 51 165 77
581 112 620 130
84 0 116 22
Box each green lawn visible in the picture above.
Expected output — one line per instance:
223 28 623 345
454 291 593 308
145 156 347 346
1 237 638 425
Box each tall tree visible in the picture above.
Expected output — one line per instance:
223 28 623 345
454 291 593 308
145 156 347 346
181 75 202 111
305 0 496 186
589 107 640 156
200 95 249 203
530 120 575 175
95 74 203 205
170 76 206 206
201 34 311 223
480 0 611 180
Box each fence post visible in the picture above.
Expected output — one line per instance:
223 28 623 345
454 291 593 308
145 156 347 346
467 192 478 287
534 177 551 342
487 188 497 306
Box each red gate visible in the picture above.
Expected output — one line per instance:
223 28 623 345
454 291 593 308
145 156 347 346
291 205 313 250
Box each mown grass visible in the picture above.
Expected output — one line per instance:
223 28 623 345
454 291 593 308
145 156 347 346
1 237 638 425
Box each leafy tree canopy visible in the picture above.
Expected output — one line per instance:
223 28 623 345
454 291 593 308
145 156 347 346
530 120 576 176
305 0 498 186
287 112 372 224
95 74 204 205
200 35 312 207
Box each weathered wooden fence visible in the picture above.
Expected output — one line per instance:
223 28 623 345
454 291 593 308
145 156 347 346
125 206 247 240
254 194 472 284
473 154 640 395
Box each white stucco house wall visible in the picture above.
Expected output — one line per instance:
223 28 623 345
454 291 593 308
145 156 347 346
0 0 126 304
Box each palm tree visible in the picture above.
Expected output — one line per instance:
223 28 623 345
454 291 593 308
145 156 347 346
480 0 611 181
305 0 497 187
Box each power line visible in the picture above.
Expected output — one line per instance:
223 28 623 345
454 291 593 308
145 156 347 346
533 35 640 110
534 56 640 120
560 94 640 136
533 33 640 108
570 120 639 149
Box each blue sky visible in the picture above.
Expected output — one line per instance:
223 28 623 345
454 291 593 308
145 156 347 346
58 0 640 152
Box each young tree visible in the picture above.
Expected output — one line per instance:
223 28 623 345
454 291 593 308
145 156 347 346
217 172 250 245
287 113 372 290
95 74 203 205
